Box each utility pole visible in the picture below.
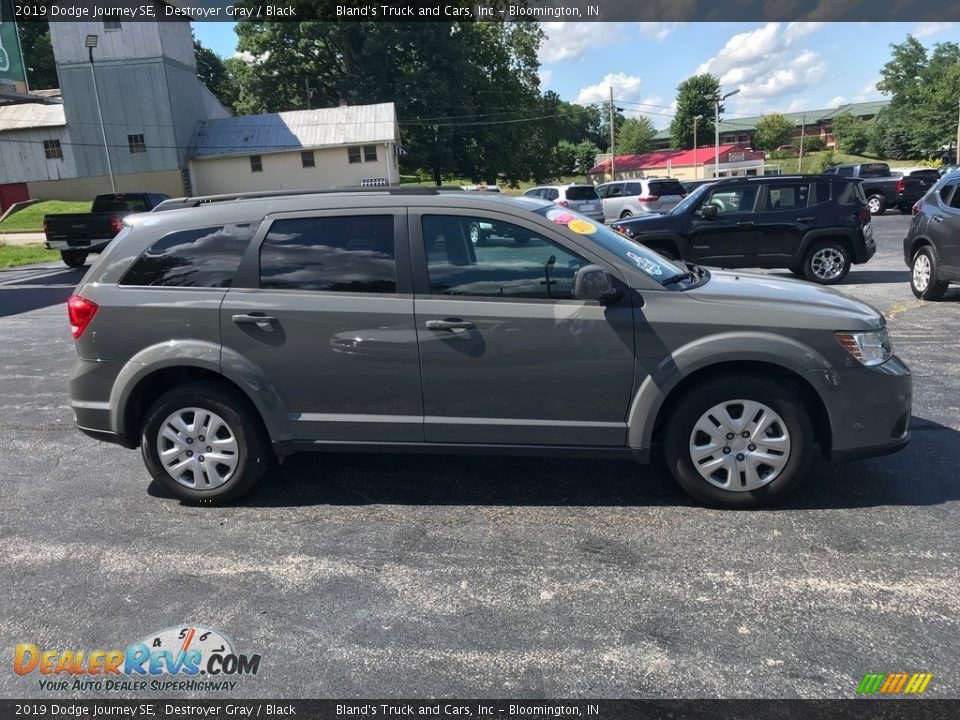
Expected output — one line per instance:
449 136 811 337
714 88 740 178
956 94 959 165
609 86 616 182
85 35 115 193
693 115 703 179
304 77 312 110
799 115 806 174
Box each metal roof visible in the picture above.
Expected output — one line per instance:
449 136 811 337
0 102 66 133
190 102 398 159
653 100 890 141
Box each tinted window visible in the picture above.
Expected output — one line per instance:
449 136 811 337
625 183 644 196
814 182 832 204
950 183 960 210
121 225 253 288
649 180 686 197
607 185 623 197
703 185 759 214
93 195 148 213
938 183 954 203
565 186 599 201
260 215 395 293
835 181 863 205
762 183 809 211
422 215 587 300
859 163 891 178
836 166 854 177
546 189 559 201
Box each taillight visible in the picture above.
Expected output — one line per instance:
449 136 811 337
637 195 659 202
110 215 123 234
859 208 871 223
556 200 569 207
67 295 98 339
913 199 923 216
894 178 906 193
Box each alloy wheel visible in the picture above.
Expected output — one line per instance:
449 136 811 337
810 247 845 281
913 253 931 292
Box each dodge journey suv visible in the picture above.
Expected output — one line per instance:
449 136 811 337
68 188 911 508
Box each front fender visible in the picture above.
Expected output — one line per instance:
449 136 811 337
626 331 835 450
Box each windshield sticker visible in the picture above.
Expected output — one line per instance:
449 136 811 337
567 218 597 234
546 208 576 225
627 251 663 276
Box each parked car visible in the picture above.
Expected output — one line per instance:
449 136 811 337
67 187 910 508
44 192 170 267
595 178 688 221
775 145 801 155
822 163 936 215
462 184 501 193
611 175 875 285
681 179 716 194
903 173 960 300
522 184 603 221
937 164 959 177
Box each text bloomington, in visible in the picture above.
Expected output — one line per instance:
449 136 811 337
336 4 597 18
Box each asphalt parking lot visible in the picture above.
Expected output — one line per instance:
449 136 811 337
1 213 959 700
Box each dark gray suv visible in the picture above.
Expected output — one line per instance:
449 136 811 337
67 189 911 508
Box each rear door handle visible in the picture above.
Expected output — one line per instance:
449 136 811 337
232 313 277 327
932 216 944 223
796 216 815 222
425 319 475 331
736 221 755 227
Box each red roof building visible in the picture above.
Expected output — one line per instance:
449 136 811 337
588 144 766 182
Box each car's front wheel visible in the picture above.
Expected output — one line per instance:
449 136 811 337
141 382 272 504
910 246 949 301
468 222 487 247
61 250 88 268
663 376 814 508
802 240 851 284
866 194 886 215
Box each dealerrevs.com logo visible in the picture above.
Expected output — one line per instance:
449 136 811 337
14 626 261 692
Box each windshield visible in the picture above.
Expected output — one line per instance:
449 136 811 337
668 183 711 215
533 206 686 283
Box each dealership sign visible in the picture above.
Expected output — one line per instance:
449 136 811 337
0 0 28 95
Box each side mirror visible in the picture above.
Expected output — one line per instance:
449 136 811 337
700 203 718 219
574 265 621 304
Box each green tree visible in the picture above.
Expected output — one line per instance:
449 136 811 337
17 22 58 90
194 39 239 113
670 74 722 149
617 116 656 155
575 141 601 174
831 112 871 155
753 113 795 151
551 140 578 178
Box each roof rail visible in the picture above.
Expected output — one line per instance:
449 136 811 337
153 185 465 211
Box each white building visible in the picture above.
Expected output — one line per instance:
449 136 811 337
188 103 402 195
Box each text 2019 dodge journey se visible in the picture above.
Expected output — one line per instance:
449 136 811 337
67 188 911 508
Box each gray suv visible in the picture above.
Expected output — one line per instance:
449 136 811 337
67 188 911 508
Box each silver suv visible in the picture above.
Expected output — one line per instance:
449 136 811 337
67 188 911 508
596 178 688 221
522 184 603 221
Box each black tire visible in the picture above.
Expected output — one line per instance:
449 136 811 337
866 194 886 216
61 250 88 268
909 246 949 301
468 221 487 247
620 210 634 219
649 244 679 261
788 265 805 278
801 240 851 285
663 375 814 508
140 382 272 504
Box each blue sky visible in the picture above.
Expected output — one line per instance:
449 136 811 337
193 21 957 128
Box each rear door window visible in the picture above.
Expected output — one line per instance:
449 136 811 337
649 180 686 197
625 183 644 196
702 185 760 215
761 183 809 211
259 215 396 293
949 182 960 210
565 186 599 201
120 224 254 287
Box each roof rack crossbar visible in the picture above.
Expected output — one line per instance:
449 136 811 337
154 185 466 210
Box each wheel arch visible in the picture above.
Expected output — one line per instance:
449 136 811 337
907 235 938 263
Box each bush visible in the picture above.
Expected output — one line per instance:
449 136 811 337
919 158 943 169
801 136 826 152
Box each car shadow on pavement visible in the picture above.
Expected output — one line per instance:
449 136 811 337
0 266 84 318
766 270 910 285
149 415 960 510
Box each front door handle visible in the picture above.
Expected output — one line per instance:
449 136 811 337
736 221 755 227
796 216 816 222
232 313 277 327
425 319 475 331
932 216 944 223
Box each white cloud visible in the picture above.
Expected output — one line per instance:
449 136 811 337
853 77 883 102
539 23 620 63
914 22 954 38
576 72 644 105
786 98 809 112
697 22 829 114
638 22 683 41
827 96 846 107
539 69 552 89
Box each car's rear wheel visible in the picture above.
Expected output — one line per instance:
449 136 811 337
802 240 851 284
141 382 271 504
866 194 886 215
910 246 949 301
620 210 634 219
663 375 814 508
468 221 487 246
61 250 88 268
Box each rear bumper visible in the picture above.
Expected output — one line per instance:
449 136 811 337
45 239 110 252
811 356 912 463
69 357 129 445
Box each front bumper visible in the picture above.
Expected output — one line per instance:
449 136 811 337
809 355 912 463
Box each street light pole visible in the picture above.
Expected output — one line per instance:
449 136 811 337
609 86 616 182
693 115 703 179
714 88 740 179
85 35 115 193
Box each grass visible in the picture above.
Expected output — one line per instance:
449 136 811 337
0 200 91 233
0 243 59 268
770 151 923 175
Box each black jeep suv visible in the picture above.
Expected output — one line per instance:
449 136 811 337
611 175 875 284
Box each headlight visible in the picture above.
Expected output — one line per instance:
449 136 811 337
835 328 892 366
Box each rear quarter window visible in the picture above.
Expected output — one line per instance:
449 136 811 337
565 186 599 201
649 180 686 196
120 224 254 288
